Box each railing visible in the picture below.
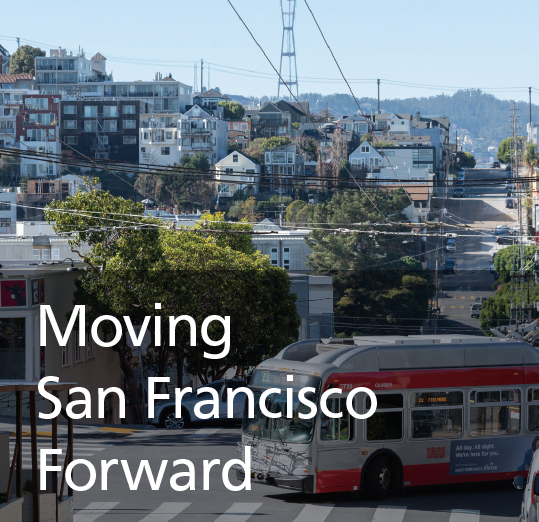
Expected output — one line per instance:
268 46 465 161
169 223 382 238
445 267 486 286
0 128 14 133
181 127 211 135
191 142 212 150
36 65 57 71
155 91 178 97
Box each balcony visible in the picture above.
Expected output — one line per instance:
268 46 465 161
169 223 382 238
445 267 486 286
129 92 155 97
0 128 14 134
181 127 211 135
37 65 57 71
192 142 212 150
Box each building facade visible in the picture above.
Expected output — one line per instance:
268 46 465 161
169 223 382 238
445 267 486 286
263 143 304 194
251 102 291 138
0 189 16 233
214 151 260 203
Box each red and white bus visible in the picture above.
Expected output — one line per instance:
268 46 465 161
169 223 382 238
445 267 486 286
236 335 539 499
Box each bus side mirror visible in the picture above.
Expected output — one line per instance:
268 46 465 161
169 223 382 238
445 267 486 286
513 475 525 490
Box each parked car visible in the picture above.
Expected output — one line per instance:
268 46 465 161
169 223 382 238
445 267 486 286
505 165 512 171
471 303 482 318
490 263 496 274
456 180 464 186
444 258 456 274
149 379 247 429
506 183 516 192
474 297 487 303
506 172 513 179
494 225 511 235
514 449 539 521
496 236 516 245
492 161 500 168
505 199 514 209
446 238 456 252
453 187 465 198
457 172 465 181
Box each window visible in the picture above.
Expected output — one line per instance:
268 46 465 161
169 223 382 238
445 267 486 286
233 123 239 130
52 249 60 260
64 120 76 130
3 108 10 116
84 121 97 132
182 138 190 146
84 106 97 118
102 136 109 145
86 333 96 359
470 389 521 436
361 146 370 153
95 152 108 160
123 136 136 145
75 337 83 364
366 393 403 441
63 105 77 114
385 151 395 156
165 131 173 140
122 120 136 130
265 152 271 164
320 397 352 441
272 152 286 164
66 136 77 145
287 152 294 164
410 391 463 439
233 154 238 163
104 120 117 132
161 147 170 155
270 247 278 266
0 218 11 227
283 247 290 271
103 106 118 117
41 249 51 260
25 98 48 110
241 123 248 131
0 202 10 211
33 249 40 260
123 105 136 114
528 389 539 432
27 129 47 141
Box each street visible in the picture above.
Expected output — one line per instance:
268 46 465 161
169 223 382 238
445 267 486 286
65 425 522 522
431 168 520 335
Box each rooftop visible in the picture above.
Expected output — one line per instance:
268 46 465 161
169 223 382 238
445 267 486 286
0 73 33 84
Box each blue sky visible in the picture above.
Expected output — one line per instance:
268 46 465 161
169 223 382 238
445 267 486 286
1 0 537 102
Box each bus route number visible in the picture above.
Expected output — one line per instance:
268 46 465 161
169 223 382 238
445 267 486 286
339 384 353 391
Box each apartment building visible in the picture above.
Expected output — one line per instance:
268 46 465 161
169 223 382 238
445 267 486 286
263 143 304 194
60 99 147 162
139 112 180 166
251 102 291 138
15 94 61 178
0 189 16 233
191 89 230 117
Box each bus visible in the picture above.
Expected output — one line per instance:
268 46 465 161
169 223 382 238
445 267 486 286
235 335 539 499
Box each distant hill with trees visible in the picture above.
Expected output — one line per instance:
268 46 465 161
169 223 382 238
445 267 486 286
255 90 539 153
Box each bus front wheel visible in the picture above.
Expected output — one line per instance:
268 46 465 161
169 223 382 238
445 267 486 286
365 455 393 500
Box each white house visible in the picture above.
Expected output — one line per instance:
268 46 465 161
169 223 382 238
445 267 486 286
0 189 16 233
349 140 384 169
214 151 260 202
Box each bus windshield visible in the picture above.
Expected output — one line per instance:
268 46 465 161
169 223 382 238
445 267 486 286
242 371 320 443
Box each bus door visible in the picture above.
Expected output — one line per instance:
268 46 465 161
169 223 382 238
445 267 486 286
316 395 360 492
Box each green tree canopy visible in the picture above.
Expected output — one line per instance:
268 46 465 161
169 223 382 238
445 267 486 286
497 136 526 165
243 136 292 164
44 188 300 421
218 101 245 120
9 45 45 74
456 151 476 168
524 143 538 170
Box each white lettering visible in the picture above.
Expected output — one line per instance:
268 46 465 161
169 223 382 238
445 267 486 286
201 315 230 360
38 377 62 419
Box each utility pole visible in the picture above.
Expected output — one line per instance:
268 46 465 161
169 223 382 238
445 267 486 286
530 87 533 130
279 170 284 227
16 37 20 48
200 59 203 94
194 63 198 95
208 63 210 90
377 79 380 114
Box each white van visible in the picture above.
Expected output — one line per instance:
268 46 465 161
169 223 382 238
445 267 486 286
514 440 539 521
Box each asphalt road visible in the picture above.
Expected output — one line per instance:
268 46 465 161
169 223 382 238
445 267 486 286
66 425 522 522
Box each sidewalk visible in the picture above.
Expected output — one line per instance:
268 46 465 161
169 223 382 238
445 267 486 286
0 415 154 439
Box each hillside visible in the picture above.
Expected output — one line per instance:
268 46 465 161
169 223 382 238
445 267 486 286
257 90 538 152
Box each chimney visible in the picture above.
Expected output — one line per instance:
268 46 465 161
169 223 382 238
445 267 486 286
416 110 420 122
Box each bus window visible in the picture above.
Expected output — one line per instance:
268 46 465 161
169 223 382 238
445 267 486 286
527 389 539 432
365 393 403 442
410 391 463 440
320 397 353 442
470 389 521 437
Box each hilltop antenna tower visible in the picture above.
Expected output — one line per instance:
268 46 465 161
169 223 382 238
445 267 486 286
277 0 299 100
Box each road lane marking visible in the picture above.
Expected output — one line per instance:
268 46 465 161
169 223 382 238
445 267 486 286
293 505 334 522
138 502 191 522
451 306 455 309
188 428 220 437
460 306 465 309
449 510 480 522
213 503 262 522
74 502 119 522
461 296 466 299
372 506 407 522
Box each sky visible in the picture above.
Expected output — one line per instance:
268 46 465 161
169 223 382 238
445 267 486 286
1 0 538 103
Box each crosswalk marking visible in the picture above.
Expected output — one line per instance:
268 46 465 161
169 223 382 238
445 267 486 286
74 502 119 522
9 442 111 468
138 502 191 522
293 504 334 522
372 506 407 522
188 428 221 437
213 503 262 522
449 510 480 522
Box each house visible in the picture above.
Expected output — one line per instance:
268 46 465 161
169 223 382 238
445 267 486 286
1 86 39 150
349 140 384 170
0 263 123 423
0 188 16 233
409 111 450 169
374 144 437 173
0 73 35 90
275 100 310 125
263 143 304 194
382 183 431 223
528 122 538 146
178 105 228 164
251 102 291 138
228 130 250 150
16 94 61 178
60 99 147 162
227 120 251 133
214 151 260 203
139 112 180 166
0 44 9 74
191 89 230 118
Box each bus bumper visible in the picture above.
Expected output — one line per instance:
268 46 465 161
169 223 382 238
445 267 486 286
235 468 314 493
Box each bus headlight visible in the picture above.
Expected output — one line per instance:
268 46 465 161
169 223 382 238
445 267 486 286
293 457 312 468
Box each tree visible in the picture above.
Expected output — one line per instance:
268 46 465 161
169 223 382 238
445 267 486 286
456 151 476 168
304 189 431 335
286 200 313 226
311 106 334 122
228 140 242 154
240 197 263 222
524 143 538 174
9 45 45 75
0 152 20 185
218 101 245 120
44 189 300 419
295 136 318 161
497 136 526 165
244 136 292 164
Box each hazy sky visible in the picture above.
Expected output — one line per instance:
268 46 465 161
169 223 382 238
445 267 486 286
1 0 537 102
